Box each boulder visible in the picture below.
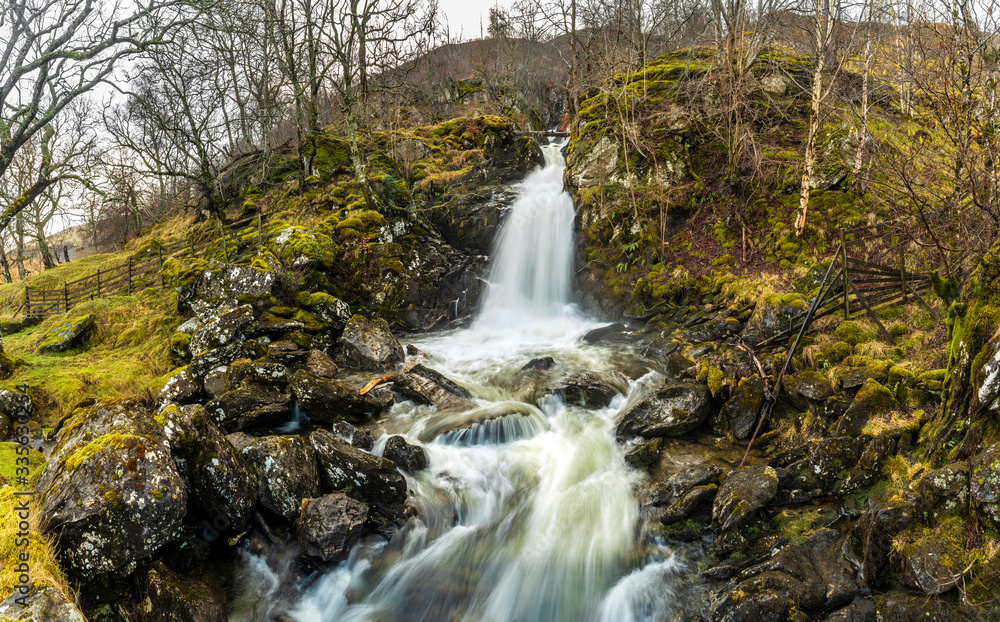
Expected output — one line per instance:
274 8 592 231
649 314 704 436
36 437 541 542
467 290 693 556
298 291 352 331
0 587 86 622
831 379 896 437
246 313 305 339
783 370 835 404
188 339 245 378
682 318 741 343
913 462 970 522
394 364 473 411
158 367 204 405
182 264 275 321
0 389 32 422
240 434 319 521
667 464 724 496
225 359 288 389
289 369 391 424
583 323 629 343
36 401 187 579
543 372 622 408
897 517 974 595
266 339 308 366
339 315 405 372
310 429 407 506
204 383 294 432
144 561 227 622
970 442 1000 528
660 484 718 524
157 403 257 531
623 438 662 467
713 465 779 532
838 436 896 494
778 437 864 493
521 357 555 371
37 314 96 353
615 382 711 438
715 375 765 439
297 493 369 562
383 435 428 472
334 421 375 451
189 304 255 356
850 496 919 589
305 349 339 378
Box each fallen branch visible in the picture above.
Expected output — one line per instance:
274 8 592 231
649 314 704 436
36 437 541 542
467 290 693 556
359 374 399 395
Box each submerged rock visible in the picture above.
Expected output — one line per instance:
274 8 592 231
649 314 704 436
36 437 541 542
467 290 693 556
339 315 405 372
521 356 555 371
543 372 622 408
298 493 369 562
615 382 711 438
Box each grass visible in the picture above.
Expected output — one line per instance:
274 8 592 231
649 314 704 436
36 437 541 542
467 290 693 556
2 288 182 427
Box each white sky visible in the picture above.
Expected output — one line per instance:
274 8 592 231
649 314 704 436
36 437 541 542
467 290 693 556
438 0 514 40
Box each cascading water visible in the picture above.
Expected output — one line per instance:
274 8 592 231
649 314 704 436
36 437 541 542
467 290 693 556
239 142 683 622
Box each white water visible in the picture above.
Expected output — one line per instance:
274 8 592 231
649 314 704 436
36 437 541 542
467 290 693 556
242 143 682 622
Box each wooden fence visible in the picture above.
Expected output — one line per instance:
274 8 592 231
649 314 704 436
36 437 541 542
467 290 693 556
22 215 273 318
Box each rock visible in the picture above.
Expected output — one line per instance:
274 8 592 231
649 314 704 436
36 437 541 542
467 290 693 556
521 356 555 371
760 73 790 94
334 421 375 450
202 366 228 399
305 349 339 378
309 429 407 506
225 359 288 389
662 352 695 379
683 318 741 343
0 587 86 622
715 375 765 439
898 517 974 595
298 291 351 331
394 364 473 411
784 370 835 403
836 365 888 391
713 465 779 532
298 493 369 562
339 315 405 372
615 382 711 438
623 438 662 467
543 372 622 408
838 436 895 494
567 136 619 188
266 339 308 366
971 442 1000 528
204 383 294 432
872 593 966 622
583 323 628 342
239 435 319 522
36 401 186 580
850 496 919 589
144 561 227 622
189 304 255 355
913 462 970 522
37 313 96 353
660 484 717 524
383 435 428 472
0 389 32 422
289 369 390 424
779 437 864 493
740 295 808 345
246 314 305 339
668 464 724 496
188 339 245 378
820 599 876 622
831 379 896 437
182 264 275 321
158 367 204 405
158 403 257 531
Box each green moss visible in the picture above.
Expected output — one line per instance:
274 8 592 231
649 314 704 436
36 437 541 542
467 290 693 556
62 433 145 472
835 320 876 346
853 379 897 414
291 309 327 332
697 362 727 398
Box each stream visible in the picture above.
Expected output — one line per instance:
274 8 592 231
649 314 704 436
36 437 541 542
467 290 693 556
233 143 687 622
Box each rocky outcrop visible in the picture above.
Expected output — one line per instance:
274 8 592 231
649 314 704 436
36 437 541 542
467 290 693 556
37 314 96 353
297 493 369 562
240 434 319 521
189 304 255 355
179 264 275 320
339 315 405 372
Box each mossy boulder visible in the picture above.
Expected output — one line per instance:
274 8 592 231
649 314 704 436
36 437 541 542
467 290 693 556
338 315 405 372
715 374 765 440
180 263 275 321
615 382 711 438
271 225 336 269
0 586 86 621
833 320 876 346
37 314 96 353
189 304 255 356
36 401 187 580
897 516 976 595
913 462 970 522
741 293 808 345
297 291 351 330
712 465 778 533
831 379 897 437
239 434 319 521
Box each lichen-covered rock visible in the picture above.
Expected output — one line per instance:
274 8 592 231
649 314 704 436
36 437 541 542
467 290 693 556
682 318 741 343
715 375 765 439
660 484 717 524
0 587 86 621
394 364 472 411
37 314 96 353
383 435 428 472
615 382 711 438
265 339 308 366
913 462 969 522
297 291 351 331
297 493 369 562
339 315 404 372
189 304 255 355
837 436 895 494
0 389 31 423
712 465 778 532
157 367 204 405
246 314 305 339
157 403 257 531
143 561 227 622
240 434 319 521
784 370 835 403
566 136 619 188
305 349 339 378
36 401 186 580
850 496 919 589
289 369 390 424
180 264 275 321
897 517 974 595
188 339 245 378
543 372 624 408
778 437 864 493
309 429 407 505
225 359 288 389
204 382 294 432
970 442 1000 528
202 365 228 399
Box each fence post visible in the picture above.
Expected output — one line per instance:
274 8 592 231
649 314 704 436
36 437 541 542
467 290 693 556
158 248 164 288
218 217 229 261
841 229 849 320
899 245 907 303
96 269 101 298
24 289 29 317
64 283 69 313
127 256 133 295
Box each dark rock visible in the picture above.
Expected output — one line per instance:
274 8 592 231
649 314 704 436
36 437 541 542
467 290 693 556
158 403 257 530
240 435 319 521
913 462 970 522
310 429 407 506
305 349 339 378
784 370 835 403
741 295 808 345
0 389 32 422
820 600 876 622
266 340 308 366
158 367 204 405
0 586 86 621
36 401 186 580
640 338 681 359
715 375 765 439
299 291 351 331
406 344 423 357
144 561 227 622
873 592 968 621
779 437 864 493
246 315 305 339
521 356 555 371
37 313 96 353
297 493 369 562
182 263 275 321
225 359 288 389
394 364 473 411
898 517 973 595
615 382 711 438
971 442 1000 528
583 323 629 342
668 464 724 496
663 352 695 378
623 438 662 467
290 369 390 424
838 436 896 494
204 383 294 432
683 318 741 343
851 496 920 589
660 484 717 524
831 379 896 437
837 365 888 391
188 339 245 378
339 315 405 372
543 372 622 408
189 304 255 355
383 435 428 472
334 421 376 451
713 465 779 532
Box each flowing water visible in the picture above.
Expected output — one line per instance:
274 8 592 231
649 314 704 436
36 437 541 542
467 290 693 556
236 143 684 622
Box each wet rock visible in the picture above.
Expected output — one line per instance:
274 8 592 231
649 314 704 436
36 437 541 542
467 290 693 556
783 370 835 403
266 340 308 366
543 372 622 408
663 352 695 379
913 462 969 522
189 304 254 355
615 382 711 438
430 410 545 445
289 369 390 424
339 315 405 372
624 438 662 467
158 403 257 531
713 465 778 532
305 349 339 378
850 496 920 589
668 464 724 496
144 561 227 622
521 356 555 371
158 367 204 405
970 442 1000 528
566 136 619 188
715 375 765 440
37 313 96 353
383 435 428 472
838 436 895 494
204 383 294 432
334 421 376 451
0 587 86 622
36 401 186 579
0 389 32 422
779 437 864 493
740 295 808 345
298 493 369 562
583 323 629 343
188 339 245 378
683 318 741 343
246 314 305 339
309 429 407 506
831 379 896 437
640 338 681 359
660 484 717 524
898 517 973 595
394 364 473 411
225 359 288 389
182 264 275 321
240 435 319 521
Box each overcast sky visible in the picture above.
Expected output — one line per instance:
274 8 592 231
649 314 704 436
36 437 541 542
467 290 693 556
439 0 513 40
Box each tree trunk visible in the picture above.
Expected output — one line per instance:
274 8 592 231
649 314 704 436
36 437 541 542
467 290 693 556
0 245 12 284
14 217 26 281
344 101 377 212
852 36 872 192
35 221 54 270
